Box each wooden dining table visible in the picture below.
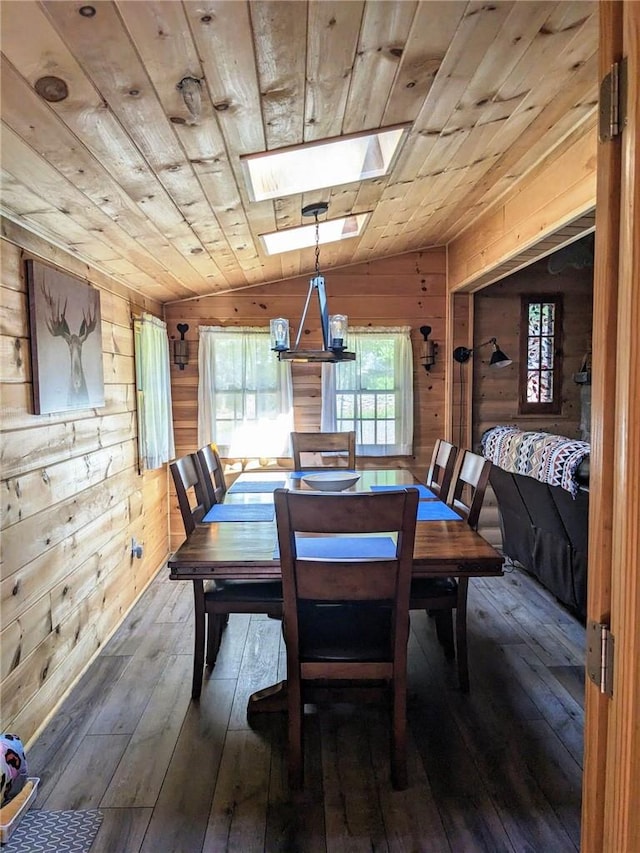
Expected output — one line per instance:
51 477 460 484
169 468 504 709
168 468 503 581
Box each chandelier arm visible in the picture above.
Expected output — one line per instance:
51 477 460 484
292 279 317 350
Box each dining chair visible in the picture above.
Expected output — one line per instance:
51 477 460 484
196 443 227 506
274 486 419 790
291 430 356 470
410 449 492 693
170 454 282 699
425 438 458 500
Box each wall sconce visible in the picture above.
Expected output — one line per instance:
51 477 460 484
453 337 512 368
419 325 438 371
174 323 189 370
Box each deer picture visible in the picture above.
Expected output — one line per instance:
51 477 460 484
41 282 100 408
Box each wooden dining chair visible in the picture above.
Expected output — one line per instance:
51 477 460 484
291 430 356 470
425 438 458 500
410 449 492 693
196 443 227 506
274 486 419 790
170 454 282 699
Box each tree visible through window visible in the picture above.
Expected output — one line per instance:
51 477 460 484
519 295 563 414
321 327 413 456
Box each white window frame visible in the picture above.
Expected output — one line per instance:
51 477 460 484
321 326 413 456
198 326 293 459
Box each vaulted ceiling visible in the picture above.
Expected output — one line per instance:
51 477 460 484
0 1 598 303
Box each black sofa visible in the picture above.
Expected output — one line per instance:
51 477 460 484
482 428 589 622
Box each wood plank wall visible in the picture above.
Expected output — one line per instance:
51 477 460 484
471 255 593 546
164 249 447 547
0 227 170 745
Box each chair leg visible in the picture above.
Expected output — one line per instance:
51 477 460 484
432 610 455 659
456 578 470 693
206 612 224 669
391 677 408 790
288 675 303 789
192 581 206 700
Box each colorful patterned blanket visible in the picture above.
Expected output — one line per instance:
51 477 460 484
481 425 590 498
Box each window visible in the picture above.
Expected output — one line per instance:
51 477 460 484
519 295 563 414
260 212 370 255
321 327 413 456
241 125 409 201
133 314 175 470
198 326 293 458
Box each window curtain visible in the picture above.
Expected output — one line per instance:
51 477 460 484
321 326 413 456
134 313 175 470
198 326 293 458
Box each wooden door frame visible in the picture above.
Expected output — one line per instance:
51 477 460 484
445 3 640 847
587 2 640 850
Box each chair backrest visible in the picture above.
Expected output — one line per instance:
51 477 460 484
291 430 356 470
196 443 227 506
170 454 208 535
448 449 492 529
426 439 458 500
274 488 419 672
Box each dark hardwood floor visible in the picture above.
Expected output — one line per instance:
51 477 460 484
27 563 584 852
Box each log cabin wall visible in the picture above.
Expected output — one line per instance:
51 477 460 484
0 229 170 746
471 255 593 547
164 248 446 548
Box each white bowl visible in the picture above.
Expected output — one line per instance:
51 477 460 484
301 472 360 491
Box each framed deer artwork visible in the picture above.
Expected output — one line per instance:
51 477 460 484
25 259 105 414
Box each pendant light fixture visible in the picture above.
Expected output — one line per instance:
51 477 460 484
270 202 355 363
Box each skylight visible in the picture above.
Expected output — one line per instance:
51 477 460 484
261 212 370 256
242 125 410 202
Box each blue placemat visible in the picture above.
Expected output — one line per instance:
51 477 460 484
417 501 462 521
203 504 275 522
274 536 397 559
228 479 287 493
370 484 437 499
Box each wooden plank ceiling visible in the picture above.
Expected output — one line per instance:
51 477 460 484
0 1 598 304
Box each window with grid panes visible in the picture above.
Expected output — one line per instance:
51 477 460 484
519 295 563 414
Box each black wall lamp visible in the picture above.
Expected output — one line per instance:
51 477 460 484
453 337 512 368
174 323 189 370
419 325 438 371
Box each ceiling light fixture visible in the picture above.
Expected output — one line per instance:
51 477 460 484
453 337 512 368
270 202 355 364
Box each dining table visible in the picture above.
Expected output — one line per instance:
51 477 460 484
168 467 504 709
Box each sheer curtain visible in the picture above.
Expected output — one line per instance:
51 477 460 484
321 326 413 456
134 313 175 470
198 326 293 458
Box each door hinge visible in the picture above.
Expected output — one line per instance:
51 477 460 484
599 57 628 142
586 620 614 697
